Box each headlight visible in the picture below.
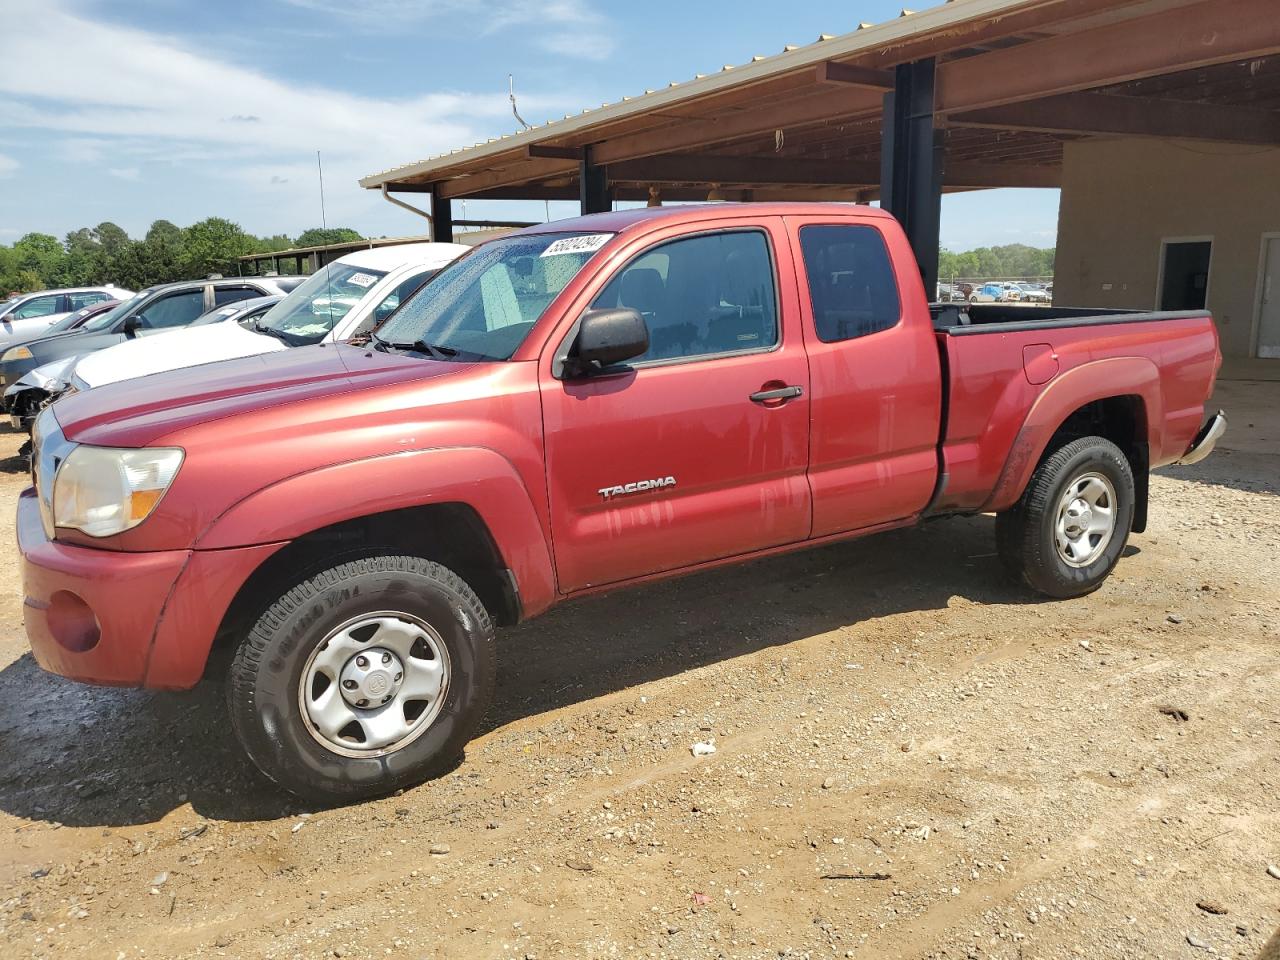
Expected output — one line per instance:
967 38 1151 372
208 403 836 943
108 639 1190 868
2 346 33 361
52 445 184 537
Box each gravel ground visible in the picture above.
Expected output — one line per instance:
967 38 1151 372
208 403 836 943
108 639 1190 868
0 381 1276 960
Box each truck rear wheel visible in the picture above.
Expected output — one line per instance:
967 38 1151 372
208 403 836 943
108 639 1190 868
227 555 495 801
995 436 1135 599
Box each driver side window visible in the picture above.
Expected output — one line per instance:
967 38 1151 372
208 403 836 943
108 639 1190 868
13 295 61 320
589 230 778 363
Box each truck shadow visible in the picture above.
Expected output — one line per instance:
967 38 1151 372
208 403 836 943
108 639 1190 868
0 513 1039 827
1154 448 1279 496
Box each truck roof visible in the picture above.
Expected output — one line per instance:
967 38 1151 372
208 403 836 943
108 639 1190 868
520 202 895 236
333 242 471 272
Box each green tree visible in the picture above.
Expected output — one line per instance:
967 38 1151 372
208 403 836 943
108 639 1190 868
134 219 187 285
182 217 255 278
13 232 66 286
294 227 362 248
13 268 44 293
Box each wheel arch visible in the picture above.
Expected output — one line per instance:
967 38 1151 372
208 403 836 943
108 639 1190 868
196 447 558 671
986 357 1161 524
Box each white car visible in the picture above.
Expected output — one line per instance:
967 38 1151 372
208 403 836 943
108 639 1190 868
0 285 133 350
70 243 468 391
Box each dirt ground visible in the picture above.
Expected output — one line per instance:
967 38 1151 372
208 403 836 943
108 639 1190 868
0 381 1276 960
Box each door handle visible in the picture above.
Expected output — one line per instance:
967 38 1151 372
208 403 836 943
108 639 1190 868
749 385 803 404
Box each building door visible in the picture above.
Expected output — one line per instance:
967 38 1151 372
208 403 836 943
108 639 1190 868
1158 239 1212 311
1257 235 1280 359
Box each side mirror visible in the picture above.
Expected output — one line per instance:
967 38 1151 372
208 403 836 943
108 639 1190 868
567 308 649 376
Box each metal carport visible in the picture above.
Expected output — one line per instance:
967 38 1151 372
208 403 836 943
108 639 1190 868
360 0 1280 297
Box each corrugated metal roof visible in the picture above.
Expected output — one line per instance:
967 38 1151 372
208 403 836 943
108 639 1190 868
358 0 1043 188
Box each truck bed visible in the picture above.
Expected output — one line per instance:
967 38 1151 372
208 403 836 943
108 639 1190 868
926 304 1221 518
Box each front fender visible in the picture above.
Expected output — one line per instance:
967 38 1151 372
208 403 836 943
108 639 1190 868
194 446 558 617
985 356 1163 513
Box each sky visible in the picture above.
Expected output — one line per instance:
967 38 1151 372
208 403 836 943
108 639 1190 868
0 0 1060 252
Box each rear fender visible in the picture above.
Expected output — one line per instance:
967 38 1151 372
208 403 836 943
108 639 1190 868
195 446 558 617
985 357 1162 513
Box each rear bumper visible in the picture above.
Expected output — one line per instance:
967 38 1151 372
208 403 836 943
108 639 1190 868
18 490 283 690
1175 410 1227 466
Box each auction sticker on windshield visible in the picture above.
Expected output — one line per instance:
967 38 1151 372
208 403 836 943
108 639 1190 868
348 273 379 288
540 234 611 258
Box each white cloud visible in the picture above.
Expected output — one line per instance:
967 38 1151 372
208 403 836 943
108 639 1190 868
0 153 17 177
278 0 614 59
108 166 140 181
0 0 580 206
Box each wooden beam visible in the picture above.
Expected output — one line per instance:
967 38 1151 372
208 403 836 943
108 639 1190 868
815 61 895 90
526 144 585 160
607 153 880 186
605 153 1059 189
435 157 576 199
946 162 1060 189
946 92 1280 145
937 0 1280 113
591 87 884 165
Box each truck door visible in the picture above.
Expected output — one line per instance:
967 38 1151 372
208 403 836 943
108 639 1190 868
541 222 811 592
786 218 942 536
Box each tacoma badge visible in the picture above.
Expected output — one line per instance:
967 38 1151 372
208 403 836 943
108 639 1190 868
598 476 677 501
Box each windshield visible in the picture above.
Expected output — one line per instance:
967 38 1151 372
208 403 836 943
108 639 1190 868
83 290 149 332
254 263 389 345
375 231 611 361
50 305 99 332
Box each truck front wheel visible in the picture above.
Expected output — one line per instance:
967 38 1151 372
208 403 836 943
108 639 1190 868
227 555 496 801
995 436 1135 599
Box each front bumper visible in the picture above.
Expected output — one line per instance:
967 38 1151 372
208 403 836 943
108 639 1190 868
18 490 283 689
1175 410 1227 466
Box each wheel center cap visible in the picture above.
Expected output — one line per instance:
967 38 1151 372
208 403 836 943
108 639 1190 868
339 647 404 708
1064 499 1092 537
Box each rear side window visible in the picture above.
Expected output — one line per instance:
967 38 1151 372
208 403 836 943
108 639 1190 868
214 286 261 306
68 292 107 309
139 289 206 329
591 230 777 363
799 225 901 342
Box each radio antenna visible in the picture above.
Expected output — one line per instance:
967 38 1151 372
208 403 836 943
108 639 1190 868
316 150 329 231
509 74 531 131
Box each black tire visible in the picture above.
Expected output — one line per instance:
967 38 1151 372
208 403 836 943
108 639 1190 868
995 436 1135 599
227 555 495 801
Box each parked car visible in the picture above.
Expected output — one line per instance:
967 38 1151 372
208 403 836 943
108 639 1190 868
971 283 1002 302
3 296 285 431
0 277 294 408
1016 282 1051 303
0 286 133 352
64 244 468 394
19 203 1224 801
44 297 123 335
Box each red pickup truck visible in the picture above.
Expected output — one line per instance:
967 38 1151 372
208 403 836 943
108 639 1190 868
20 204 1224 800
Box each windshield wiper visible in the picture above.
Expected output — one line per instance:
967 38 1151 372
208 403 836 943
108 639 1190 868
412 340 458 360
252 320 291 342
370 333 459 360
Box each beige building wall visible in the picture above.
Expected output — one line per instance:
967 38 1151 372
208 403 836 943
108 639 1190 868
1054 138 1280 362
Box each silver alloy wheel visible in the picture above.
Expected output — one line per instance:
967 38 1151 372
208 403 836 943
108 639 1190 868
298 612 451 759
1054 471 1118 568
